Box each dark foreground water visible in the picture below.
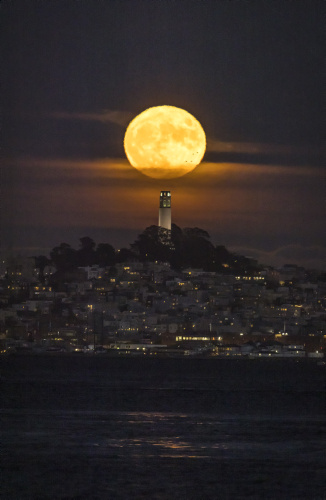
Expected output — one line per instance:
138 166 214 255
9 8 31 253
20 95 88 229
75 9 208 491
1 355 326 499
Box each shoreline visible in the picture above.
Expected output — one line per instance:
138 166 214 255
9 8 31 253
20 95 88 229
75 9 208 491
1 350 324 362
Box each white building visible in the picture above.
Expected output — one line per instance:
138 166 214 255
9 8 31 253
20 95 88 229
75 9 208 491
158 191 171 230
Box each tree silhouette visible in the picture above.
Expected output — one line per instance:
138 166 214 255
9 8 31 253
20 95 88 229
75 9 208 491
50 243 77 272
33 255 51 282
183 227 210 240
115 248 137 263
96 243 115 267
131 225 172 262
181 227 215 270
77 237 96 266
47 228 258 274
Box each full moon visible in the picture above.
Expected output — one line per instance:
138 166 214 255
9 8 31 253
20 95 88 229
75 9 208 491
124 105 206 179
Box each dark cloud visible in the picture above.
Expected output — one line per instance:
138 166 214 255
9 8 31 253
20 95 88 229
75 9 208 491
51 110 134 127
206 138 326 160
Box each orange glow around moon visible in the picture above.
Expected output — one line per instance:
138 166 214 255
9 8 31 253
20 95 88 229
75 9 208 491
124 105 206 179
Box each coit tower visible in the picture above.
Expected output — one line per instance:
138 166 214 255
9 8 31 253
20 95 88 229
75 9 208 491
158 191 171 230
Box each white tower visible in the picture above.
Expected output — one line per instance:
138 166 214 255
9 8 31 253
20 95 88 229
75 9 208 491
158 191 171 230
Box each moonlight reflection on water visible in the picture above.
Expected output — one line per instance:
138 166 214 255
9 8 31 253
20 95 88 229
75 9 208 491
1 356 325 499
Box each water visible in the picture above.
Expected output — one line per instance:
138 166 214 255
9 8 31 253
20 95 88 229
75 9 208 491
1 355 325 499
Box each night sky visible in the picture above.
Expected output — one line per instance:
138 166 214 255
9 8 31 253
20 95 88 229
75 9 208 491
2 1 325 269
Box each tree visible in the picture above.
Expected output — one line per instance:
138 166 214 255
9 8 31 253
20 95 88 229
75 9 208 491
77 237 96 266
182 227 215 270
50 243 77 272
115 248 137 263
169 224 185 269
214 245 233 270
96 243 115 267
131 225 171 262
33 255 51 282
183 227 210 240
